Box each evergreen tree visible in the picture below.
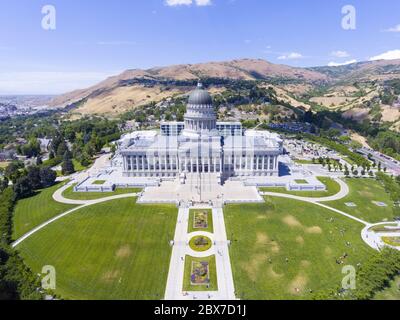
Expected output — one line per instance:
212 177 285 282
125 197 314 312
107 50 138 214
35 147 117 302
27 166 42 190
61 151 75 175
13 176 33 200
56 141 68 158
40 167 57 188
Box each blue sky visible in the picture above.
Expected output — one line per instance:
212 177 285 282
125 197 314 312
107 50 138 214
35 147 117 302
0 0 399 94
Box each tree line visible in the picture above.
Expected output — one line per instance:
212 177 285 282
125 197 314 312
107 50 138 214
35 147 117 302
0 188 43 300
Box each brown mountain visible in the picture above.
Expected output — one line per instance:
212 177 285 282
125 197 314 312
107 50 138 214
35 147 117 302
50 59 329 110
50 58 400 129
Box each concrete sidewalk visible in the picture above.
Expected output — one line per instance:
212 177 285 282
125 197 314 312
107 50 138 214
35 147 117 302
164 206 236 300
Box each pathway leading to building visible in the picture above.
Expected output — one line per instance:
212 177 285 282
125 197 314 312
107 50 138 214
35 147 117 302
262 191 369 226
164 206 236 300
259 177 350 203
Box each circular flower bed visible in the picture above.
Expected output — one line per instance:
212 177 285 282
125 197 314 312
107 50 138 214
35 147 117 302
189 236 212 252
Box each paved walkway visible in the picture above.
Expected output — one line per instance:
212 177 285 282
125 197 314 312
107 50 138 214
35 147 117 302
261 191 369 226
361 223 400 251
260 178 350 203
164 207 236 300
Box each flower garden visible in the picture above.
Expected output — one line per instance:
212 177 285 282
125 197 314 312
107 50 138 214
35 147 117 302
189 235 212 252
188 209 213 233
183 255 218 291
191 261 210 285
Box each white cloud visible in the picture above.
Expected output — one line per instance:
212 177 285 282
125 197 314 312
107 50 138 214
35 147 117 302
331 50 350 58
369 49 400 61
195 0 212 5
0 71 114 95
383 24 400 33
165 0 211 6
328 59 357 67
277 52 303 60
165 0 192 6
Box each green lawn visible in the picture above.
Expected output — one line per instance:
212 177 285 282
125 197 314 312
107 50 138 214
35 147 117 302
260 177 341 198
73 159 91 172
92 180 107 185
62 184 142 201
13 182 77 240
224 196 373 300
189 236 212 252
373 276 400 300
17 198 177 300
324 178 395 223
183 255 218 292
295 179 308 184
188 209 214 233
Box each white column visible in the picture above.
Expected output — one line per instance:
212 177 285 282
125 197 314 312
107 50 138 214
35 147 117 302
262 156 265 172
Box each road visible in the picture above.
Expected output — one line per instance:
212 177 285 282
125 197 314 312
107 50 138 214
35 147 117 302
357 148 400 175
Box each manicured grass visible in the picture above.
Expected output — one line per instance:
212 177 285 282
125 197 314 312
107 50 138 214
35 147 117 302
294 160 314 164
183 255 218 292
62 184 142 201
382 237 400 247
295 179 308 184
188 209 213 233
73 159 91 172
92 180 106 185
373 276 400 300
224 197 373 300
325 178 395 223
17 198 177 300
13 182 77 240
260 177 341 198
369 224 400 233
189 236 212 252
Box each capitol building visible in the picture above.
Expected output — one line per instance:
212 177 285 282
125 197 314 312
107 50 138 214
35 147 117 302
116 83 283 185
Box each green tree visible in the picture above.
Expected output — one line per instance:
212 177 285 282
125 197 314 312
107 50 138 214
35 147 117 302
27 166 42 190
61 151 75 175
40 167 57 188
13 176 33 200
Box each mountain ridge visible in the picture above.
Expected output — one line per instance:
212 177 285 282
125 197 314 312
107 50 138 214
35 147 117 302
50 58 400 132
